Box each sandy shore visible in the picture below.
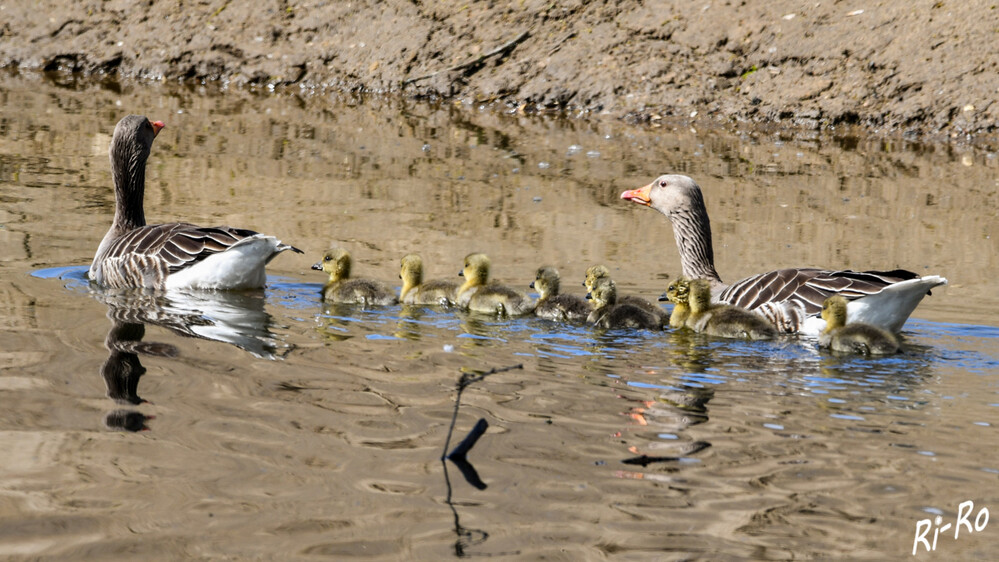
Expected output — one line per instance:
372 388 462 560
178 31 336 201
2 1 996 144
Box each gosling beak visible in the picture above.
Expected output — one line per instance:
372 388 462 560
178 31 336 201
658 292 669 302
311 262 323 271
529 281 536 289
620 182 652 206
585 292 592 301
150 120 165 137
458 270 464 277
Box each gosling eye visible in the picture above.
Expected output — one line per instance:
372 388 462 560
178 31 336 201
324 255 332 262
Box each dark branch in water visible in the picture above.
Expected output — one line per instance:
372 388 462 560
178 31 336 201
440 362 524 557
441 363 523 462
448 417 489 462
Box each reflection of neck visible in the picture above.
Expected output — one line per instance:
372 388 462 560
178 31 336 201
103 320 146 405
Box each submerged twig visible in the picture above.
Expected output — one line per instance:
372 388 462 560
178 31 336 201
402 29 531 87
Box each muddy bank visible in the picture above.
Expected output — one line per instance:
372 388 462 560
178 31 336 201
2 0 997 143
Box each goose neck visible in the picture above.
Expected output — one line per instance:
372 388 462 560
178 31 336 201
670 207 721 284
111 152 147 232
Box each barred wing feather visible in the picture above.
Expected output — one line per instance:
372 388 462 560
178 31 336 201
719 268 920 316
95 223 299 289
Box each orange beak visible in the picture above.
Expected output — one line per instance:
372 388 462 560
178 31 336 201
150 120 165 137
620 182 652 206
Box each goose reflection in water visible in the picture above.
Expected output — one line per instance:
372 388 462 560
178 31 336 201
100 317 173 431
93 286 293 430
93 287 291 360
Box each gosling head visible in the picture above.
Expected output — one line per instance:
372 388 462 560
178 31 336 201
312 247 351 282
584 264 610 292
687 278 713 313
532 266 561 299
821 295 849 332
459 253 491 288
661 277 690 304
586 277 617 308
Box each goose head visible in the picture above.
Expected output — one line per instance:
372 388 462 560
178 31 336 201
621 175 719 283
459 252 490 293
531 266 561 299
312 248 351 283
620 174 705 216
584 264 609 292
586 277 617 308
109 115 165 230
821 295 849 332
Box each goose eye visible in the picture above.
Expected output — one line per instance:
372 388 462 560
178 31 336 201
659 180 667 187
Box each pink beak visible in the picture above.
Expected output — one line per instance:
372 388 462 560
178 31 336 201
620 182 653 206
150 120 165 136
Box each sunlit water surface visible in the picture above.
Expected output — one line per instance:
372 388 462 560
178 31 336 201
1 74 998 560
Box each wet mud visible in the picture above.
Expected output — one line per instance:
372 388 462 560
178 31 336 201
3 1 997 144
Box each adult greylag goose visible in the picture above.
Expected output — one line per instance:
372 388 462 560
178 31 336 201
456 253 535 316
819 295 900 355
531 266 590 322
583 264 669 327
682 278 777 340
621 174 947 334
312 248 398 305
586 277 662 330
399 254 459 306
89 115 301 290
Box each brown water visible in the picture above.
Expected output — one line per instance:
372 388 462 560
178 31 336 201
1 72 998 560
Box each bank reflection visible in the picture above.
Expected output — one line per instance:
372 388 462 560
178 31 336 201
94 287 290 430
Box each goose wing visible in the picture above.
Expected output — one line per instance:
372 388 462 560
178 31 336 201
719 268 920 317
97 223 269 288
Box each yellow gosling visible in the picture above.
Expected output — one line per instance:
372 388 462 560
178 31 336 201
456 253 535 316
583 264 668 327
586 277 661 330
686 278 777 340
820 296 900 355
659 277 691 329
312 248 398 306
532 266 590 322
399 254 458 306
583 264 611 293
